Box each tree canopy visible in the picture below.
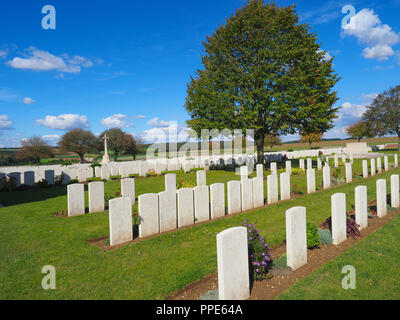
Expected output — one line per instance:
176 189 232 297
58 129 98 163
363 85 400 149
99 128 141 161
345 120 375 142
16 136 53 164
185 0 340 163
300 132 323 148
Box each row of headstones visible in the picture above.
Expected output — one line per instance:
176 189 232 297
216 174 399 300
67 179 135 216
0 170 56 187
107 176 265 246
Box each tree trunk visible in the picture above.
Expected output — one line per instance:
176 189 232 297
78 153 85 163
255 134 265 164
133 153 136 160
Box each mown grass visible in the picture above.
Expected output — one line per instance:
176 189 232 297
0 154 398 299
277 213 400 300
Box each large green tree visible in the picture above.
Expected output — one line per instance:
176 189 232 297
363 85 400 149
185 0 340 163
59 129 97 163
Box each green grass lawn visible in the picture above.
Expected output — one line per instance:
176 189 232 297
277 213 400 300
0 155 399 299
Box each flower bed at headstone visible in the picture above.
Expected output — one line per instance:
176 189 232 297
241 220 273 281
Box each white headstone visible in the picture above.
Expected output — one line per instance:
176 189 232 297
395 154 398 168
210 183 225 219
78 169 86 182
384 156 389 171
67 183 85 216
307 158 312 170
362 160 368 179
217 227 250 300
138 193 159 238
44 170 55 185
267 174 278 204
165 174 177 192
101 165 110 180
241 179 254 211
371 158 376 176
376 179 387 217
280 172 290 201
286 161 292 175
355 186 368 231
323 166 331 189
227 181 241 215
391 175 399 208
109 197 133 246
331 193 347 245
256 164 263 178
285 206 307 271
158 191 177 232
88 181 105 213
334 156 339 168
299 159 305 170
307 169 316 194
270 162 277 175
177 188 194 227
377 157 382 174
240 166 248 181
252 177 264 208
345 163 352 183
24 171 35 186
194 186 210 222
196 170 207 186
121 178 135 206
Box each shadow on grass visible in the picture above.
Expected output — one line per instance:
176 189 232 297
0 185 67 207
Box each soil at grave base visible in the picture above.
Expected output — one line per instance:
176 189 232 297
168 202 399 301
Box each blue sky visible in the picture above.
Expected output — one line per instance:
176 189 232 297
1 0 400 147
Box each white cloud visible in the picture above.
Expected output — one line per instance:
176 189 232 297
340 102 367 118
141 122 190 143
7 47 94 74
101 114 132 128
0 49 7 59
0 115 13 129
147 117 169 128
23 97 35 105
342 8 400 61
133 115 147 119
363 44 394 61
361 93 378 101
36 114 89 130
42 134 60 144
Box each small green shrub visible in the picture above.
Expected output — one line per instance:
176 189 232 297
291 167 304 176
110 175 121 180
36 179 49 188
87 177 102 183
307 223 320 249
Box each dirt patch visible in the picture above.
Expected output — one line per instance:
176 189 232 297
168 203 399 300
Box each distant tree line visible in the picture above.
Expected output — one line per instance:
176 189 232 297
15 128 146 164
